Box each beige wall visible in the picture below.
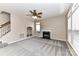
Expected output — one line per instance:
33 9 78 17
0 13 67 43
40 16 67 41
0 12 34 44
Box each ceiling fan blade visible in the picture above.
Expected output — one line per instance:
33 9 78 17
37 16 42 18
38 12 42 15
29 10 33 13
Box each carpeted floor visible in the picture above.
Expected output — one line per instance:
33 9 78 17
0 37 71 56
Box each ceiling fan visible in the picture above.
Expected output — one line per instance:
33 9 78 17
27 10 42 19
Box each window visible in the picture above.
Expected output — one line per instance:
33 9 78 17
36 22 40 32
67 3 79 54
72 7 79 30
72 7 79 52
68 17 72 30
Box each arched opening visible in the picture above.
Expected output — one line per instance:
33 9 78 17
27 26 32 37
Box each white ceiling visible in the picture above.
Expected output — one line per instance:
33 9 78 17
0 3 71 19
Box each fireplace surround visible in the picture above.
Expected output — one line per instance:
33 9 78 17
42 30 52 39
43 31 50 39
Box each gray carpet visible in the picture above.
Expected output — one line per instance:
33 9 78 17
0 37 71 56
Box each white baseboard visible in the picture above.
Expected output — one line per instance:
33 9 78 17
8 38 27 44
51 38 66 42
8 36 66 45
36 36 66 42
8 36 34 44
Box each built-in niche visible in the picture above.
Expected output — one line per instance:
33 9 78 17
0 11 11 38
27 26 32 37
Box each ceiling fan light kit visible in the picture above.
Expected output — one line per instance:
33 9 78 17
32 16 37 19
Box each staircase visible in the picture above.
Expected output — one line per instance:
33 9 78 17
0 41 8 48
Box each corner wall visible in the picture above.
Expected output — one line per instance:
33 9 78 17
40 16 67 41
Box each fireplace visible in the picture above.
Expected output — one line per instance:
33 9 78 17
43 31 50 39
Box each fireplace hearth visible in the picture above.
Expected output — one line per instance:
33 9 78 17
43 31 50 39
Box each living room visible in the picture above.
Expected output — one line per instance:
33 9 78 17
0 2 79 56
